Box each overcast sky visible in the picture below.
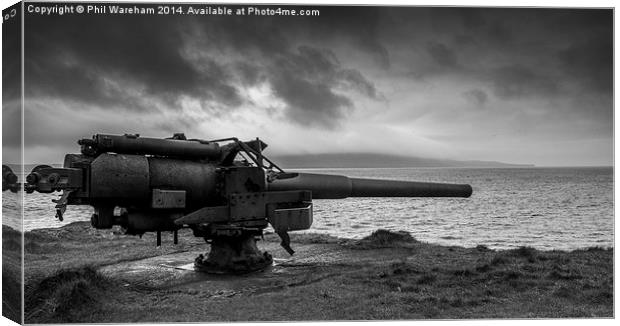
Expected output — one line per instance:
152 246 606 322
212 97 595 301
2 5 613 166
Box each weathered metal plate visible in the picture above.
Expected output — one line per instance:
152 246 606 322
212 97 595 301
175 206 230 225
270 204 313 232
152 189 186 208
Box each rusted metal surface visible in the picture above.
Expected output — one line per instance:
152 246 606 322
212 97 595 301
270 204 313 232
148 158 218 207
268 173 352 199
174 206 230 225
89 153 149 200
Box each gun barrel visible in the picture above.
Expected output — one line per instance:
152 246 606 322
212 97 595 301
268 173 472 199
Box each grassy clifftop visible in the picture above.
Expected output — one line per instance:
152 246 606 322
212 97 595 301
11 222 613 323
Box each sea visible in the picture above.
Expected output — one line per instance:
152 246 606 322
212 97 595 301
1 167 613 251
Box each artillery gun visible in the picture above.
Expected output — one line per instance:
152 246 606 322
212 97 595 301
2 164 19 193
4 133 472 273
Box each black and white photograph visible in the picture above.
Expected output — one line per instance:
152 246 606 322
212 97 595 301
1 0 615 323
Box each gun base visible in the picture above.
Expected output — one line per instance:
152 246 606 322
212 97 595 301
194 234 273 274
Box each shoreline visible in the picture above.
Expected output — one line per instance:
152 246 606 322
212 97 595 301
2 221 615 322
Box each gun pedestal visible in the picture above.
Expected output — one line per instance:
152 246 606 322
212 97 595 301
195 235 273 274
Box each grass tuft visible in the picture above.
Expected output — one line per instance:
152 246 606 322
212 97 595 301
509 246 537 261
2 267 22 323
475 264 491 273
584 246 610 252
475 244 491 251
351 229 418 249
547 268 582 280
2 226 22 252
503 270 522 280
554 286 578 298
25 266 110 322
490 255 509 266
416 274 437 285
452 268 476 277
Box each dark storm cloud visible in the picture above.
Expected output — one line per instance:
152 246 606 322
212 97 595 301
337 69 382 100
268 46 379 128
485 21 514 46
459 9 487 29
551 11 612 96
462 89 488 107
24 8 383 128
18 6 612 166
402 8 612 102
272 73 350 128
25 14 244 111
314 7 391 69
185 14 382 127
489 65 559 99
427 42 459 68
23 7 613 106
235 62 265 86
272 47 351 127
558 37 613 92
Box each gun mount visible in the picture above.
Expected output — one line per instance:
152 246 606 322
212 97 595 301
17 133 472 273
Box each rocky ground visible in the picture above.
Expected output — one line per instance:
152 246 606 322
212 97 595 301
2 222 614 323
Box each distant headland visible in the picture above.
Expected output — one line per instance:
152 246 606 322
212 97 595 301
271 153 535 169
